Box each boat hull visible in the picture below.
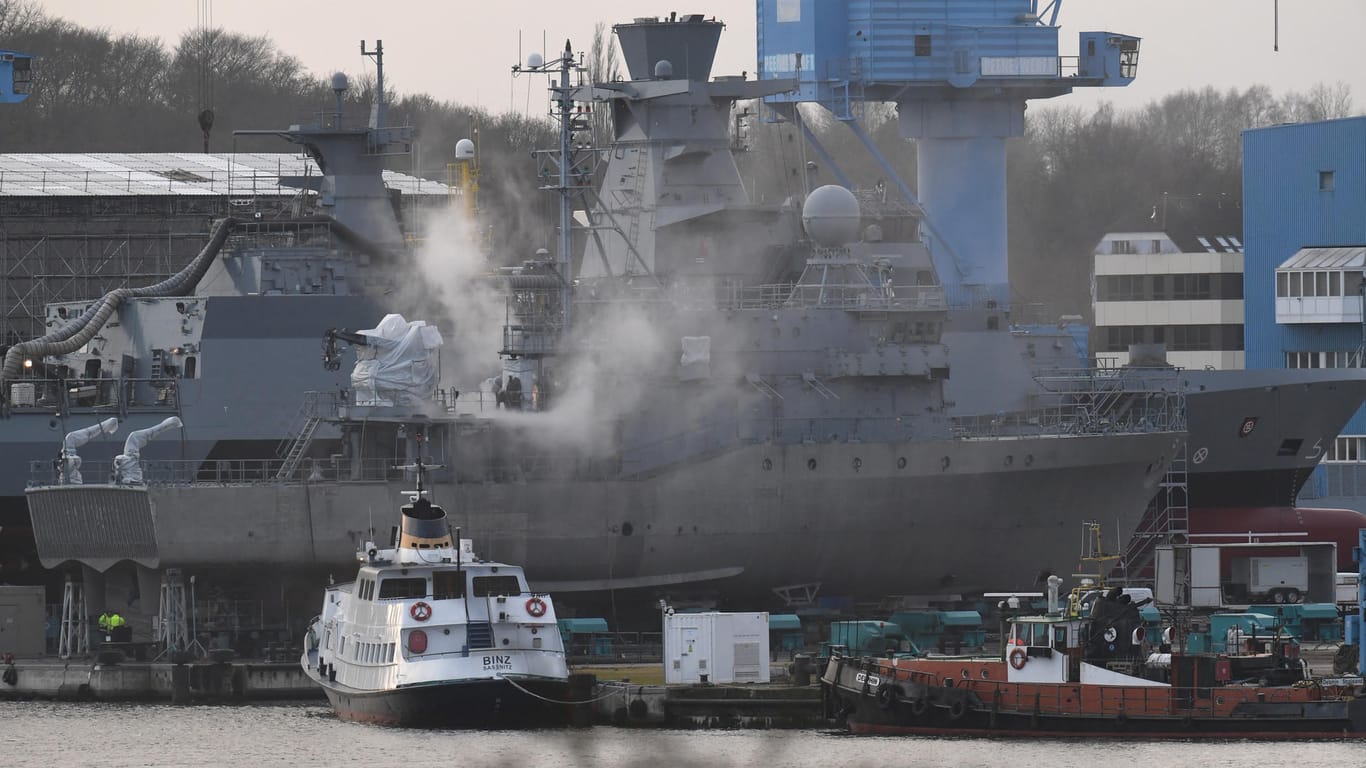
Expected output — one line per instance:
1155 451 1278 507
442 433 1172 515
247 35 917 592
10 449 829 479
824 660 1366 740
315 677 572 728
27 431 1180 598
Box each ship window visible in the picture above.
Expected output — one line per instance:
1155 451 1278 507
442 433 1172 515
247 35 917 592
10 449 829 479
1320 170 1335 191
184 356 196 379
472 575 523 597
379 577 428 599
1331 271 1342 296
387 643 395 663
434 570 466 600
1276 272 1288 297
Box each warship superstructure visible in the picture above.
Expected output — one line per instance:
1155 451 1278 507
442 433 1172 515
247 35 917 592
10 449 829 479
12 17 1184 616
5 8 1363 634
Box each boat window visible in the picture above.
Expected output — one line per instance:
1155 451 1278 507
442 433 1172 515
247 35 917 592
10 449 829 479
378 577 428 599
472 575 523 597
434 570 466 600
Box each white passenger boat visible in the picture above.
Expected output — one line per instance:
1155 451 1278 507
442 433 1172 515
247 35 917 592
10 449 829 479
300 464 570 726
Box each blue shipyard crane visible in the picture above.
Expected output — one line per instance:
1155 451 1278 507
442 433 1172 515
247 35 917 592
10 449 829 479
756 0 1139 307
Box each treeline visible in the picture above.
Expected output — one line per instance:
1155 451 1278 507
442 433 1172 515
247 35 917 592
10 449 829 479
0 1 1359 313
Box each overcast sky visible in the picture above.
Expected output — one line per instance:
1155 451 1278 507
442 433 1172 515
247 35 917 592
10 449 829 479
36 1 1366 116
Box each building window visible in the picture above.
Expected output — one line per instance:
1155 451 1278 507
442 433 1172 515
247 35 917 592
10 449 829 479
915 34 932 57
1111 239 1134 254
1286 350 1363 369
1327 435 1364 463
1151 239 1162 253
1320 170 1335 191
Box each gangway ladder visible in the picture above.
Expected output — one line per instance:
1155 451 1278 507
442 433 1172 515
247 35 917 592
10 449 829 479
58 572 88 659
275 393 322 480
156 568 190 659
623 156 649 260
1121 440 1190 581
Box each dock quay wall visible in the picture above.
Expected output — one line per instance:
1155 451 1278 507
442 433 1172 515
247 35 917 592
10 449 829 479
0 659 320 702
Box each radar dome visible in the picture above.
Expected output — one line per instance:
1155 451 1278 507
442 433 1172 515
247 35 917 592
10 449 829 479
527 52 544 69
654 59 674 80
801 185 861 247
455 138 476 160
330 72 349 92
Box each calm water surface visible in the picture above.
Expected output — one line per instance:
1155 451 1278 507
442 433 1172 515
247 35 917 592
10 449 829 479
2 701 1363 768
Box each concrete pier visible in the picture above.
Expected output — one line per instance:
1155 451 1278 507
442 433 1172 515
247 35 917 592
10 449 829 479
0 658 320 702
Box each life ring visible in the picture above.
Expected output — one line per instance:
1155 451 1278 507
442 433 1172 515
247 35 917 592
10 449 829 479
1009 647 1028 670
410 601 432 621
525 596 547 618
876 682 899 710
948 699 967 720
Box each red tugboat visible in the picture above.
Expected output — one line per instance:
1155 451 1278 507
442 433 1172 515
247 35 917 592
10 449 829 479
821 577 1366 738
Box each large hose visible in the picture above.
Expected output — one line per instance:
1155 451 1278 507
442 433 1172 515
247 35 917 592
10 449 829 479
1 214 388 396
1 217 238 387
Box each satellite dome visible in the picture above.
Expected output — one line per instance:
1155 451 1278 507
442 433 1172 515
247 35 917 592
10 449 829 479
455 138 476 160
527 52 544 69
801 185 862 247
331 72 349 93
654 59 674 79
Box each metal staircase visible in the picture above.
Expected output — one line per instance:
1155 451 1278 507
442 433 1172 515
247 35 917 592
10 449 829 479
275 393 322 480
1121 441 1190 581
466 621 494 649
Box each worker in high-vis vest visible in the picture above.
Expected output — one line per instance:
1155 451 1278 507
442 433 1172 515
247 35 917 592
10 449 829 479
98 612 112 638
108 613 128 642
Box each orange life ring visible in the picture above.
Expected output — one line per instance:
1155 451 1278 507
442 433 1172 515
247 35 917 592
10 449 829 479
526 596 547 618
410 601 432 621
1009 647 1028 670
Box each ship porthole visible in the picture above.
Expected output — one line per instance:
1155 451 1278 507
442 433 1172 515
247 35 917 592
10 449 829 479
807 458 817 471
960 669 969 679
980 668 990 679
852 457 862 471
1004 455 1014 466
1024 454 1034 466
897 457 907 469
762 458 773 471
621 522 634 537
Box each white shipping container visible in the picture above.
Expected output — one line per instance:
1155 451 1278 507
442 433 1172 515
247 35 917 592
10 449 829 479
663 611 770 685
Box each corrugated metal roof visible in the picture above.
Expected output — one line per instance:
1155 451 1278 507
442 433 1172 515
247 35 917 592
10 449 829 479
1277 246 1366 270
0 152 450 197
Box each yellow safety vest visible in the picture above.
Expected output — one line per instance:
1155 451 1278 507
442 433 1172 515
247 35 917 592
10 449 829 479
109 614 125 629
98 613 111 630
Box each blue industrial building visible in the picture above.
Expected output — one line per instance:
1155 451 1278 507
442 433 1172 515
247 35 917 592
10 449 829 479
1243 116 1366 499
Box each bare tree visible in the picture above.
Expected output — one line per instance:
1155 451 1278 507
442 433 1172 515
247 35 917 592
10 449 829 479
586 22 621 144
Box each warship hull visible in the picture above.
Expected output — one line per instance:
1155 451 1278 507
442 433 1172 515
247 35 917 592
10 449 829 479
28 431 1180 599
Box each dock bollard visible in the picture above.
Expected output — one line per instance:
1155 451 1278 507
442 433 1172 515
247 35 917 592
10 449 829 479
790 654 813 687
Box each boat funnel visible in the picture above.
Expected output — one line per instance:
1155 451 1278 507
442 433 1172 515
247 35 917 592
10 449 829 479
60 417 119 484
113 416 182 485
1046 574 1063 615
399 497 454 550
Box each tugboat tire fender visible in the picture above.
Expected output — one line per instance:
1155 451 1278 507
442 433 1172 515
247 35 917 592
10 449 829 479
909 696 929 717
875 682 900 710
948 699 967 720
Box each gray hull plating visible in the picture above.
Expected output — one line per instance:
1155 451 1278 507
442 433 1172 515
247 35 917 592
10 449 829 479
28 431 1177 597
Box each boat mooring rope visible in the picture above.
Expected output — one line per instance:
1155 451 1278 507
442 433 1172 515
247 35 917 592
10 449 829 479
503 675 632 706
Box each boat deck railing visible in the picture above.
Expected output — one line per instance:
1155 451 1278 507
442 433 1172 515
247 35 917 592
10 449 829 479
5 377 181 417
841 657 1332 718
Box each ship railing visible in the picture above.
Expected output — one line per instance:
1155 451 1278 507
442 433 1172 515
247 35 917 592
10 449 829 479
951 395 1184 439
850 657 1322 717
26 456 442 487
716 283 947 312
5 377 180 416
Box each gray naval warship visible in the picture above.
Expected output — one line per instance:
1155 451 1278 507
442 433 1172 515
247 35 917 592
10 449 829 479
5 13 1363 625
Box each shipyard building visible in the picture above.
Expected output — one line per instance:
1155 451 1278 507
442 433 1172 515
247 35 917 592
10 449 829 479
0 153 451 344
1240 117 1366 503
